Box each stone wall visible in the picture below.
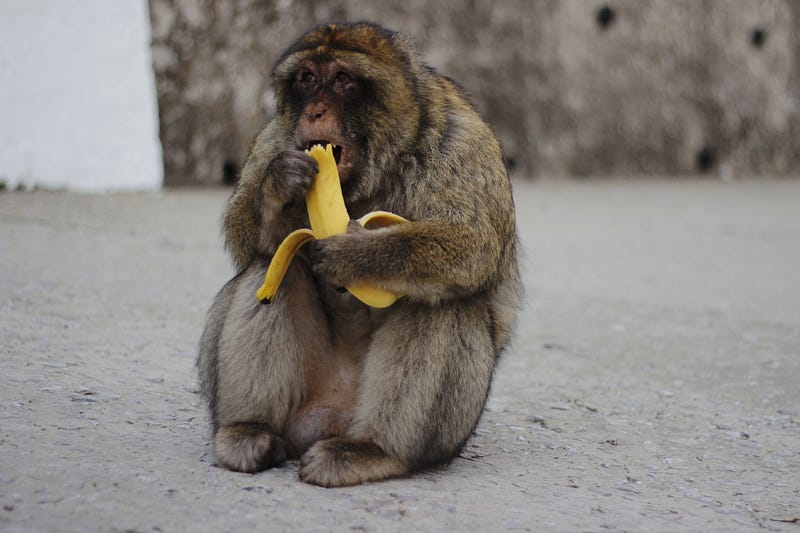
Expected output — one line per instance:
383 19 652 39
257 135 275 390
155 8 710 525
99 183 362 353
149 0 800 185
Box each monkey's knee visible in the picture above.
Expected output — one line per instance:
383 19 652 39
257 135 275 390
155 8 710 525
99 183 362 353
298 437 407 487
213 423 287 473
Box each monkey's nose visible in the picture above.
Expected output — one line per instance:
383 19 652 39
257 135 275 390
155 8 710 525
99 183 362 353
304 103 328 121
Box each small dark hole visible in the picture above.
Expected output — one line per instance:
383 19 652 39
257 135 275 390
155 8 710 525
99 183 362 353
750 28 767 48
696 146 716 173
222 160 238 185
597 5 616 28
504 155 517 173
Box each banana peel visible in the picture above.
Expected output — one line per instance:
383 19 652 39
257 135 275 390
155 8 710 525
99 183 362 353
256 144 407 308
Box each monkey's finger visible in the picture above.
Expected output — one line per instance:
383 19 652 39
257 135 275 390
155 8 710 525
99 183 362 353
267 150 319 201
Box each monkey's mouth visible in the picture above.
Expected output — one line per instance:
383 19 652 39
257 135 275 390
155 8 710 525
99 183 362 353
305 141 343 164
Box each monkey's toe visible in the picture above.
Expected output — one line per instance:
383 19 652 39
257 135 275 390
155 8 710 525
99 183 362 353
213 423 286 473
298 437 407 487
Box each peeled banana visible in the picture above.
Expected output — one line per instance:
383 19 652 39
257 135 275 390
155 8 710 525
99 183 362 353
256 144 407 308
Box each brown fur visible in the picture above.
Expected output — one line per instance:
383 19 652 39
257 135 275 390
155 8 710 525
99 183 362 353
197 22 520 486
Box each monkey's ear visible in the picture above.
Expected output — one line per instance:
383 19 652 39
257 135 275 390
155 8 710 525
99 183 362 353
270 69 294 110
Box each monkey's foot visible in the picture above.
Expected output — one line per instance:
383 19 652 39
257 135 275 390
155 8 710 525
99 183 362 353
213 423 287 473
298 437 407 487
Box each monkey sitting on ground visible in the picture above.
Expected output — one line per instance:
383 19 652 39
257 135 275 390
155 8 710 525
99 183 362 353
197 22 520 487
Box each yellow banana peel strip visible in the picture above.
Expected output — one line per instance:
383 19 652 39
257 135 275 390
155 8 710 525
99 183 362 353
257 144 407 308
358 210 409 228
255 228 315 303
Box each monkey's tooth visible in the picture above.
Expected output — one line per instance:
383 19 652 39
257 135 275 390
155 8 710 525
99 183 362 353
256 227 315 303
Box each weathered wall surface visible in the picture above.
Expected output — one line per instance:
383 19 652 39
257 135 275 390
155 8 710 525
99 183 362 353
149 0 800 185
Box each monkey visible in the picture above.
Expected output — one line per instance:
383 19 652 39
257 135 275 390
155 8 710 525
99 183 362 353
197 22 520 487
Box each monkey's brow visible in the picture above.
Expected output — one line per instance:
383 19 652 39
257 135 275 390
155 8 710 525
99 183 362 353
290 39 372 58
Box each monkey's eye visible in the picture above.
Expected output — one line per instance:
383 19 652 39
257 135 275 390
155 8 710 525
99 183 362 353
331 71 357 94
332 71 352 84
298 71 317 85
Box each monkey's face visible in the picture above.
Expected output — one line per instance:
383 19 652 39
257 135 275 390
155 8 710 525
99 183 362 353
273 23 421 190
290 59 363 181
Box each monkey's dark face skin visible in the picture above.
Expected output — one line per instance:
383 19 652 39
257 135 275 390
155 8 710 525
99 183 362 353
290 59 363 181
272 23 422 193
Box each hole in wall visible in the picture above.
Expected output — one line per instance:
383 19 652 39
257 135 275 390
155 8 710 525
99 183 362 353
750 28 767 48
596 5 616 29
504 155 518 173
695 146 716 173
222 160 238 185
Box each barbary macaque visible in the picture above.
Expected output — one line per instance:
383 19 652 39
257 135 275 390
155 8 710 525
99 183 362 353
197 22 520 487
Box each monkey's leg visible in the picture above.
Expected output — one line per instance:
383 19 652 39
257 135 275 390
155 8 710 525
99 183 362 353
299 301 497 487
202 259 329 473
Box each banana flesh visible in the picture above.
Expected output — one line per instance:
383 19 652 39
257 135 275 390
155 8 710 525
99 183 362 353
305 144 350 239
256 144 407 308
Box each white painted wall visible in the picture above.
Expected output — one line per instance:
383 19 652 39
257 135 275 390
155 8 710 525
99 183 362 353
0 1 162 191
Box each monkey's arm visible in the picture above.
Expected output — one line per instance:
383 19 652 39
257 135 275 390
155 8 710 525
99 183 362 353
312 214 513 303
313 130 516 302
310 137 516 301
223 122 317 271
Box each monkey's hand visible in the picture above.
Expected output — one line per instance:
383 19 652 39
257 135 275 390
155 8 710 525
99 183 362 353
258 214 405 308
309 221 372 288
256 144 407 308
265 150 319 205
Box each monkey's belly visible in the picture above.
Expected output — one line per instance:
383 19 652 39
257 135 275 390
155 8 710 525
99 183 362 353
284 355 360 457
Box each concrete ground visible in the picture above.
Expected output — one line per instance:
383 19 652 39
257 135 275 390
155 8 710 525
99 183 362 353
1 179 798 532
